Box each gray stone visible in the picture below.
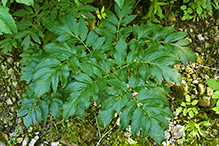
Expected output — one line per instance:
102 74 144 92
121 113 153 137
28 126 33 133
29 135 39 146
207 87 214 96
17 137 23 144
12 81 18 88
204 41 210 48
7 57 14 65
198 83 206 95
199 96 211 107
214 35 219 42
0 142 7 146
6 98 13 105
164 130 171 140
1 65 5 71
197 34 204 41
51 142 59 146
22 137 29 146
0 131 8 146
171 125 185 139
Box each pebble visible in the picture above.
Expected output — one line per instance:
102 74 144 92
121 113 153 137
12 81 18 88
207 87 214 96
1 65 5 71
22 137 29 146
51 142 59 146
193 80 199 84
29 135 39 146
6 98 13 105
7 57 14 64
171 125 185 139
16 137 23 144
197 34 205 41
164 130 171 140
28 126 33 133
198 83 206 95
181 80 186 84
199 96 211 107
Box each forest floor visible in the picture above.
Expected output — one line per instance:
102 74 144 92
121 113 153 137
0 12 219 146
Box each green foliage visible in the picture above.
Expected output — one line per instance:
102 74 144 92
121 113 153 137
176 94 211 144
206 79 219 114
0 0 197 144
180 0 219 21
176 94 199 119
0 6 17 35
142 0 170 23
183 120 211 144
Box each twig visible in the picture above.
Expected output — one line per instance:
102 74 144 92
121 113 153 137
132 0 141 11
94 111 101 138
193 63 218 71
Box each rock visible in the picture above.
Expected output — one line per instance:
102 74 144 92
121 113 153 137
193 80 199 84
171 85 188 98
7 57 14 65
128 137 136 145
60 136 78 146
171 125 185 139
212 129 218 136
214 35 219 42
162 141 170 146
22 137 29 146
198 83 206 95
29 135 39 146
204 41 210 48
1 65 5 71
28 126 33 133
51 142 59 146
197 34 204 41
17 137 23 144
199 96 211 107
6 98 13 105
164 130 171 140
216 18 219 26
12 81 18 88
0 131 8 146
168 13 176 22
181 80 186 84
207 87 214 96
81 129 95 142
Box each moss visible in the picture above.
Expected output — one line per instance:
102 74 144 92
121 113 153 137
0 131 8 146
196 56 203 64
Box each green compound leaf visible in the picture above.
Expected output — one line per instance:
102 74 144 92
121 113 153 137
33 58 69 97
153 26 175 41
24 114 32 128
50 93 63 119
119 100 137 131
164 31 188 43
86 30 98 47
72 73 93 84
121 15 137 25
206 79 219 91
39 101 49 122
115 0 125 9
105 9 119 25
131 107 144 137
78 16 88 41
15 0 34 6
63 91 81 119
101 19 117 34
63 79 98 119
107 79 127 92
114 37 127 67
0 6 18 35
